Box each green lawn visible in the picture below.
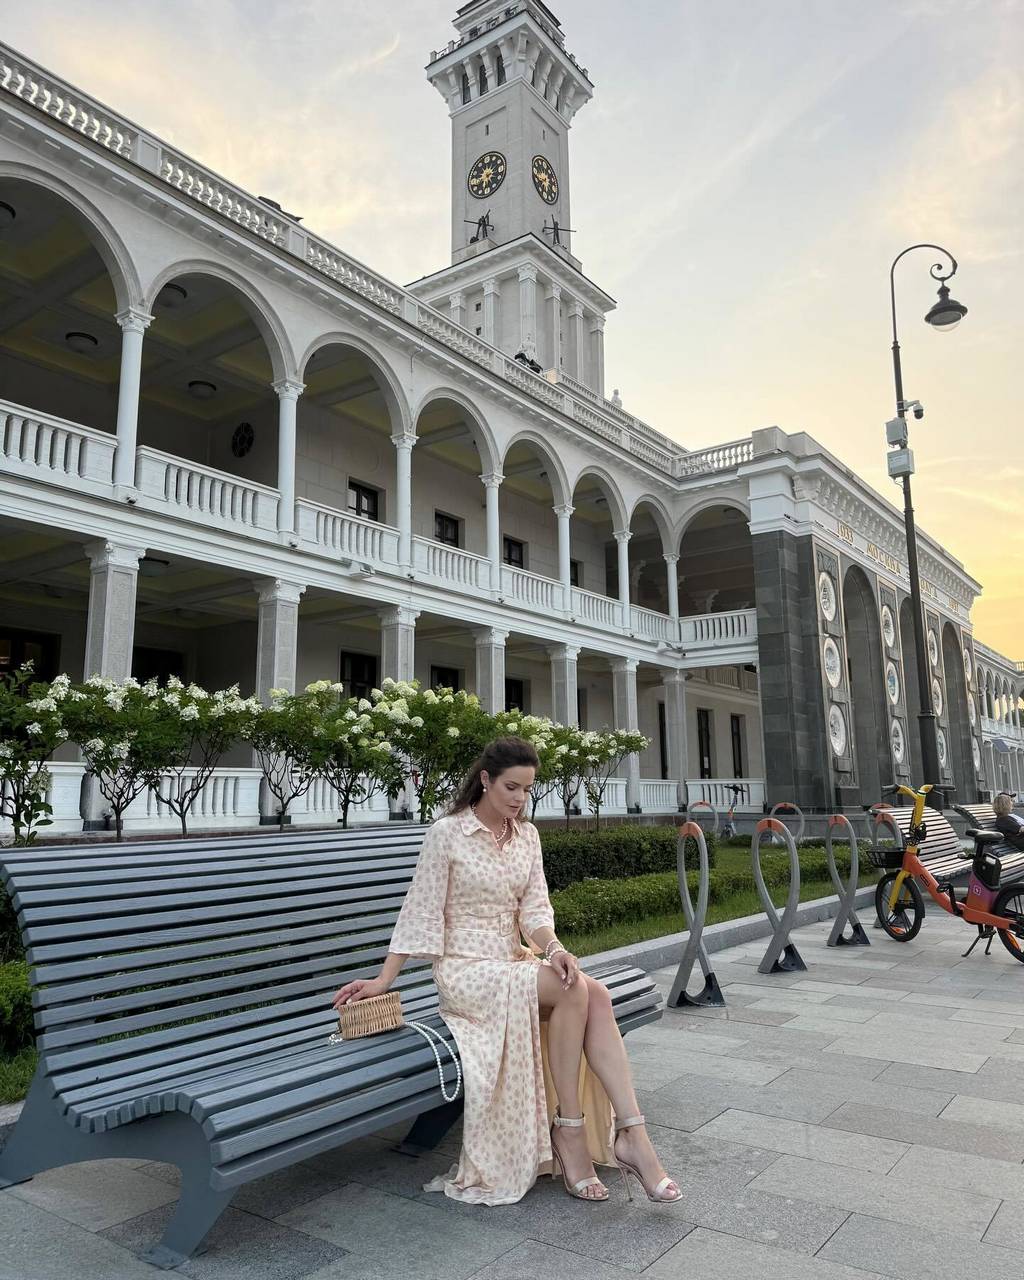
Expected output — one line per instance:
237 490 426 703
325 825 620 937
0 1046 36 1105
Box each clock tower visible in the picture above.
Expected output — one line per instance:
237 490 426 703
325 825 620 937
407 1 615 395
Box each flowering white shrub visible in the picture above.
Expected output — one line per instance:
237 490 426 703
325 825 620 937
0 663 67 845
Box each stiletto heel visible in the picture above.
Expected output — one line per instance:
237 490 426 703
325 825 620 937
613 1115 683 1204
550 1109 608 1201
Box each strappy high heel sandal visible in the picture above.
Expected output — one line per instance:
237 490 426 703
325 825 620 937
613 1115 683 1204
550 1109 609 1201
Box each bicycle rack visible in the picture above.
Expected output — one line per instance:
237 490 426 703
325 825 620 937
752 816 807 974
768 801 806 845
667 821 725 1007
686 798 720 836
825 813 870 947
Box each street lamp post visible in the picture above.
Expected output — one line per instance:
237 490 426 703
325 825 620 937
886 245 968 809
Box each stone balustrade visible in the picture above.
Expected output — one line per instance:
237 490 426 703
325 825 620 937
135 447 280 535
0 400 115 491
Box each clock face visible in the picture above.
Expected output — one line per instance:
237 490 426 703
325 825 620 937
467 151 506 199
532 154 559 204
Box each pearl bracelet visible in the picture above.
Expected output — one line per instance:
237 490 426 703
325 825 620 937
544 938 566 959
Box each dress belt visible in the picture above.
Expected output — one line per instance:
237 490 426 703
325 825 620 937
446 910 519 936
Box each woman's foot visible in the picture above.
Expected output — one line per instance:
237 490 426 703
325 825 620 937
550 1111 608 1201
614 1117 681 1203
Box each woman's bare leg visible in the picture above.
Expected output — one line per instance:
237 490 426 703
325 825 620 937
578 975 679 1197
537 964 605 1198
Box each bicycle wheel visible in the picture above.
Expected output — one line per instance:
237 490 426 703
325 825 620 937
993 883 1024 964
875 872 924 941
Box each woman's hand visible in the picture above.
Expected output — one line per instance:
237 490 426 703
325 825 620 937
331 976 389 1012
548 948 579 989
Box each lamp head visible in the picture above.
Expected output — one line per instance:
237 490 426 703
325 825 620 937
925 282 968 332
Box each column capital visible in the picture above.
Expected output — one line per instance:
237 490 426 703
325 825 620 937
448 290 465 308
379 604 420 628
272 377 305 401
517 263 538 283
483 276 500 296
480 471 504 489
253 577 305 606
613 528 632 544
663 552 680 565
553 503 575 519
115 307 154 334
547 644 581 662
588 314 606 333
663 669 689 686
84 540 145 571
568 298 585 318
545 282 562 302
391 430 417 451
474 626 509 647
611 657 639 675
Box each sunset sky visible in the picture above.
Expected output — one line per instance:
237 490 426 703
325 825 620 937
5 0 1020 656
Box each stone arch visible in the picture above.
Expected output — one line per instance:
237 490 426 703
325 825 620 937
0 162 142 312
942 623 975 803
568 465 629 534
627 497 674 614
302 332 412 438
898 597 924 784
412 384 499 476
145 259 293 384
677 501 754 615
499 430 571 508
843 566 890 806
674 494 752 549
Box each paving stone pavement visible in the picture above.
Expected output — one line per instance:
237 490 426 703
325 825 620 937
3 910 1024 1278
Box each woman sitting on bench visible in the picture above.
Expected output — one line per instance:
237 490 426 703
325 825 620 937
994 793 1024 850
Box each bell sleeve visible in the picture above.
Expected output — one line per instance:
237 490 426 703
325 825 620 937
518 824 556 939
388 823 450 959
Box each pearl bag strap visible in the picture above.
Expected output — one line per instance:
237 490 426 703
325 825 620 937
406 1020 463 1103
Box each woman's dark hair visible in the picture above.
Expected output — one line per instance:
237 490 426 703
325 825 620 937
449 736 540 814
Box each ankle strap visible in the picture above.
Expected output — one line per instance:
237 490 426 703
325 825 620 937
553 1110 586 1127
615 1114 646 1131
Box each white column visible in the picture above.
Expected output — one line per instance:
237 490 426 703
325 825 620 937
664 552 680 621
482 277 499 344
589 314 606 396
112 308 153 495
517 264 538 358
545 283 562 372
449 291 466 328
567 300 585 380
482 471 503 593
554 503 574 610
273 378 303 537
392 431 415 572
474 627 508 714
663 670 688 810
612 657 641 812
254 577 306 823
548 644 580 727
614 529 632 629
81 540 144 825
380 605 418 683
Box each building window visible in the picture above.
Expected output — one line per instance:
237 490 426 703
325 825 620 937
697 708 714 779
496 52 506 85
503 536 526 569
657 701 668 780
431 665 462 692
478 64 488 95
461 72 471 104
133 647 186 685
348 480 380 522
475 301 482 312
730 713 746 778
505 677 526 712
475 326 482 335
434 511 462 547
0 626 61 683
570 559 582 588
340 652 378 702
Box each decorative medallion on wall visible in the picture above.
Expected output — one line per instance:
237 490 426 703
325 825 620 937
927 628 939 668
231 422 255 458
881 604 896 649
891 719 906 764
968 696 977 728
885 661 901 705
823 637 843 689
932 679 943 718
818 571 838 622
963 647 973 685
828 704 848 756
972 738 982 771
937 728 948 769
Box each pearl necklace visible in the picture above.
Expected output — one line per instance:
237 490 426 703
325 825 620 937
472 805 511 848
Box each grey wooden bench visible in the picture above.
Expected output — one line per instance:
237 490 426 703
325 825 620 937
870 804 971 884
0 829 662 1268
953 803 1024 879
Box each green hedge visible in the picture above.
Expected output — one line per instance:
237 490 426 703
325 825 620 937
551 848 849 934
540 824 715 891
0 961 33 1057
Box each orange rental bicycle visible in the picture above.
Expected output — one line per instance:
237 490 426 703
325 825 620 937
873 782 1024 962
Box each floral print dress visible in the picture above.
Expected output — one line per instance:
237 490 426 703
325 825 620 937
387 810 613 1205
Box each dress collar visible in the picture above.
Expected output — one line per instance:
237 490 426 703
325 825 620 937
457 808 522 840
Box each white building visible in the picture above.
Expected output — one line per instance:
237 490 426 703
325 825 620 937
0 4 1019 834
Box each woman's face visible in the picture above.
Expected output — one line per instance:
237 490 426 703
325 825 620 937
482 765 535 818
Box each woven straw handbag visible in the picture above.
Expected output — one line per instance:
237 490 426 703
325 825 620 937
328 990 462 1102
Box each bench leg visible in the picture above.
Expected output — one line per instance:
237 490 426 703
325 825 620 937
0 1063 103 1188
394 1099 464 1157
141 1167 236 1270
